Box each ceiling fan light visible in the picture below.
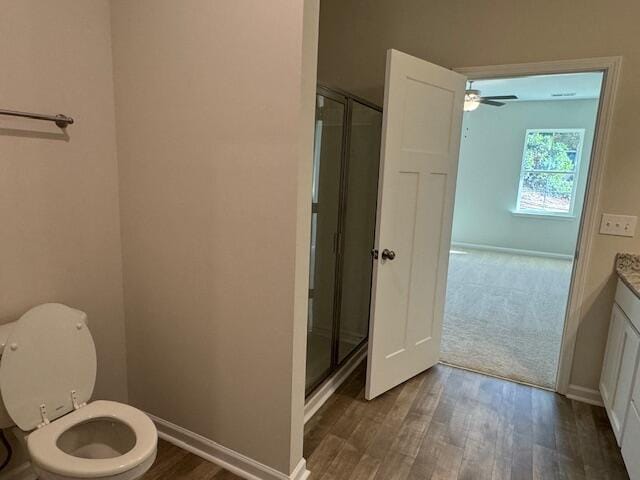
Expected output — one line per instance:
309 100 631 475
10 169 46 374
464 93 480 111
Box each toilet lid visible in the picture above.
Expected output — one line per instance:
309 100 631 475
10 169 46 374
0 304 96 431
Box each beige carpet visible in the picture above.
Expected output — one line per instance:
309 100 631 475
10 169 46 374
441 248 573 388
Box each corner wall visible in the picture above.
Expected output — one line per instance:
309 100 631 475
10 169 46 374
0 0 127 471
452 99 598 256
110 0 317 475
317 0 640 393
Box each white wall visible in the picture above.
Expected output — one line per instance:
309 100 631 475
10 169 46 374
317 0 640 392
0 0 127 471
452 99 599 256
110 0 318 475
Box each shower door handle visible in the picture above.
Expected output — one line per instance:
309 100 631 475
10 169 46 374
381 249 396 261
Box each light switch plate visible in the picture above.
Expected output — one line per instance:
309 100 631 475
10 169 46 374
600 213 637 237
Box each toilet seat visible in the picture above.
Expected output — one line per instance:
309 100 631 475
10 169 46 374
27 400 157 479
0 304 157 480
0 303 96 431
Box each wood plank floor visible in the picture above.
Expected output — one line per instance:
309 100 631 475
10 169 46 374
140 437 244 479
142 363 629 479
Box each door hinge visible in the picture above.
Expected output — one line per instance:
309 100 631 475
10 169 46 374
71 390 86 410
38 404 50 428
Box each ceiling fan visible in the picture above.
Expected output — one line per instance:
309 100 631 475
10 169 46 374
464 81 518 111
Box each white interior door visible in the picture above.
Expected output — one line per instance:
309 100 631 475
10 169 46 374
366 49 466 400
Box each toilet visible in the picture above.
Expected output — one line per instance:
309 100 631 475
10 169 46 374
0 303 157 480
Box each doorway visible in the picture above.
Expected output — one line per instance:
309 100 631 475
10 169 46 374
441 72 605 388
303 52 620 407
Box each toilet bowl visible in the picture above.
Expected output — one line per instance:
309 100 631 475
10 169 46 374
0 304 157 480
27 401 157 480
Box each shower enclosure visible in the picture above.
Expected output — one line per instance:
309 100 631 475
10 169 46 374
306 86 382 395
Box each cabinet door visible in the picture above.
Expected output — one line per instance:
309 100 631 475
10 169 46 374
622 402 640 480
632 348 640 409
601 305 627 410
611 312 640 442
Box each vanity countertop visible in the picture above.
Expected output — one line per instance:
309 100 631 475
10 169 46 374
616 253 640 299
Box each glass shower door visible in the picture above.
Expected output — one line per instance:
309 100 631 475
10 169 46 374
337 101 382 362
306 93 345 392
305 88 382 396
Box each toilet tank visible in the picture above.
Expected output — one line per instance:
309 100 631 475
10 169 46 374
0 320 17 428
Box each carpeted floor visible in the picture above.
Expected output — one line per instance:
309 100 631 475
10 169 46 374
441 248 573 388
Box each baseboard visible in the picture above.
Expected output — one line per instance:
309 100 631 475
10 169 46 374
148 414 310 480
2 462 36 480
304 342 367 424
451 242 574 261
566 384 604 406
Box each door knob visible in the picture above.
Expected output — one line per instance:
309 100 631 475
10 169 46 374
381 249 396 261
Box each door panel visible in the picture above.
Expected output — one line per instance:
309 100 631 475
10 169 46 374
366 50 466 399
338 101 382 363
306 94 345 393
611 314 640 442
601 305 626 410
622 402 640 480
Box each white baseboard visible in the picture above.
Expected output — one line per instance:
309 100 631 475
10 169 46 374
148 414 309 480
566 384 604 406
3 462 36 480
304 342 367 424
451 242 574 261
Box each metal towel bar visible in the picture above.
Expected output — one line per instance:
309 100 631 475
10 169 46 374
0 108 74 128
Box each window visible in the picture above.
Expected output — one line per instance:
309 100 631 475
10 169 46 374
515 129 585 216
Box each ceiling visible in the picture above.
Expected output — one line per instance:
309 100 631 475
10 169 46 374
469 72 604 102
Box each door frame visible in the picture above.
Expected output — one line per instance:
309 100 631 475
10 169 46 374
454 56 622 396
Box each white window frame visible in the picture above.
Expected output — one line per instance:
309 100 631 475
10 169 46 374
515 128 585 217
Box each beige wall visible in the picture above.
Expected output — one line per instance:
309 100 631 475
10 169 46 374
0 0 127 405
0 0 127 470
317 0 640 391
110 0 317 474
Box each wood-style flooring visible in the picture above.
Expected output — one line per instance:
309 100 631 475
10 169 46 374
140 438 241 479
142 363 629 479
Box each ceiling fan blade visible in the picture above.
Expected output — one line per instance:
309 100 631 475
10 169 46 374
480 99 505 107
482 95 518 100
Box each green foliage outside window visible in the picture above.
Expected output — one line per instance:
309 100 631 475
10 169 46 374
518 130 583 213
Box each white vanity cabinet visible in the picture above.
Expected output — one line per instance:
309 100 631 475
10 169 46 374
601 278 640 479
623 392 640 480
601 304 628 413
601 302 640 439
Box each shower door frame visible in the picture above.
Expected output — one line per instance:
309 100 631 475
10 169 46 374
306 85 382 396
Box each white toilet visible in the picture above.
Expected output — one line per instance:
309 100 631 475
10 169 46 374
0 303 157 480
